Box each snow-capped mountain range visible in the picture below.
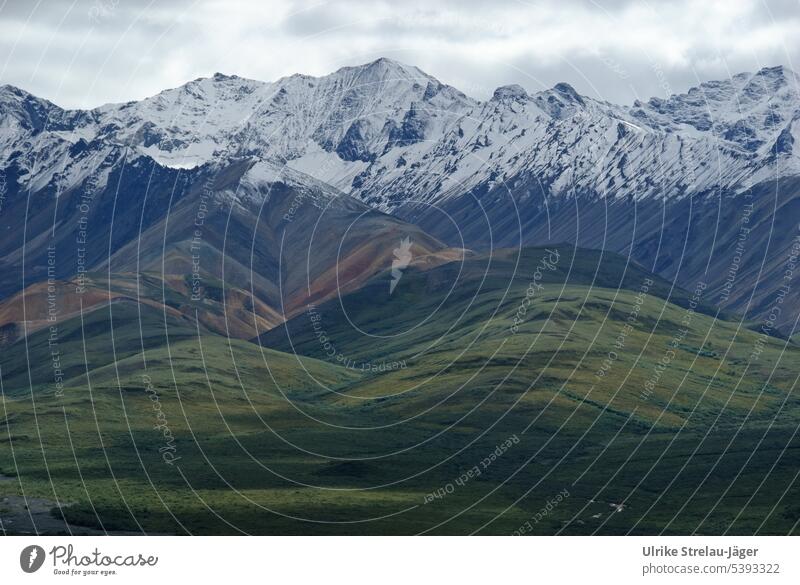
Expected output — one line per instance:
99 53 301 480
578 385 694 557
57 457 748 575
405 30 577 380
2 58 800 331
2 58 798 211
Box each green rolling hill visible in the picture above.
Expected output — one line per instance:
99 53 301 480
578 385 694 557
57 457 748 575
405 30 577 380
1 246 798 535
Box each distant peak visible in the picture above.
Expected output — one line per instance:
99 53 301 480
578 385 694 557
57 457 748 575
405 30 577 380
336 57 427 80
530 82 588 118
365 57 411 69
211 72 239 82
0 83 57 109
756 64 787 76
492 84 528 101
370 57 398 66
186 72 243 85
0 83 32 97
743 64 796 94
553 82 585 104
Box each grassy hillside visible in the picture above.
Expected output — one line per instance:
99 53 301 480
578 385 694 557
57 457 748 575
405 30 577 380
0 271 284 348
1 246 799 534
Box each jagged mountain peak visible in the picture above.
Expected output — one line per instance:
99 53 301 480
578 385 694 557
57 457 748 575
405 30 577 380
0 83 75 139
641 65 798 116
754 64 794 79
210 71 243 82
552 82 584 102
528 81 589 118
0 83 37 98
743 64 798 96
629 64 799 158
1 60 798 208
491 84 529 102
0 83 60 113
148 71 267 101
332 57 429 81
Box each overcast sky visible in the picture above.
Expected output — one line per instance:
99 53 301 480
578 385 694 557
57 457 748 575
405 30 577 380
1 0 798 109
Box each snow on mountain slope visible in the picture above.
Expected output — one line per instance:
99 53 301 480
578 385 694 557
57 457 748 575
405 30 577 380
343 66 799 210
1 59 798 211
92 58 474 170
94 72 271 169
629 65 800 187
632 66 799 149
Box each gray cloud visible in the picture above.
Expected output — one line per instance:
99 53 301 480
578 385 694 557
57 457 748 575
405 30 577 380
0 0 798 109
